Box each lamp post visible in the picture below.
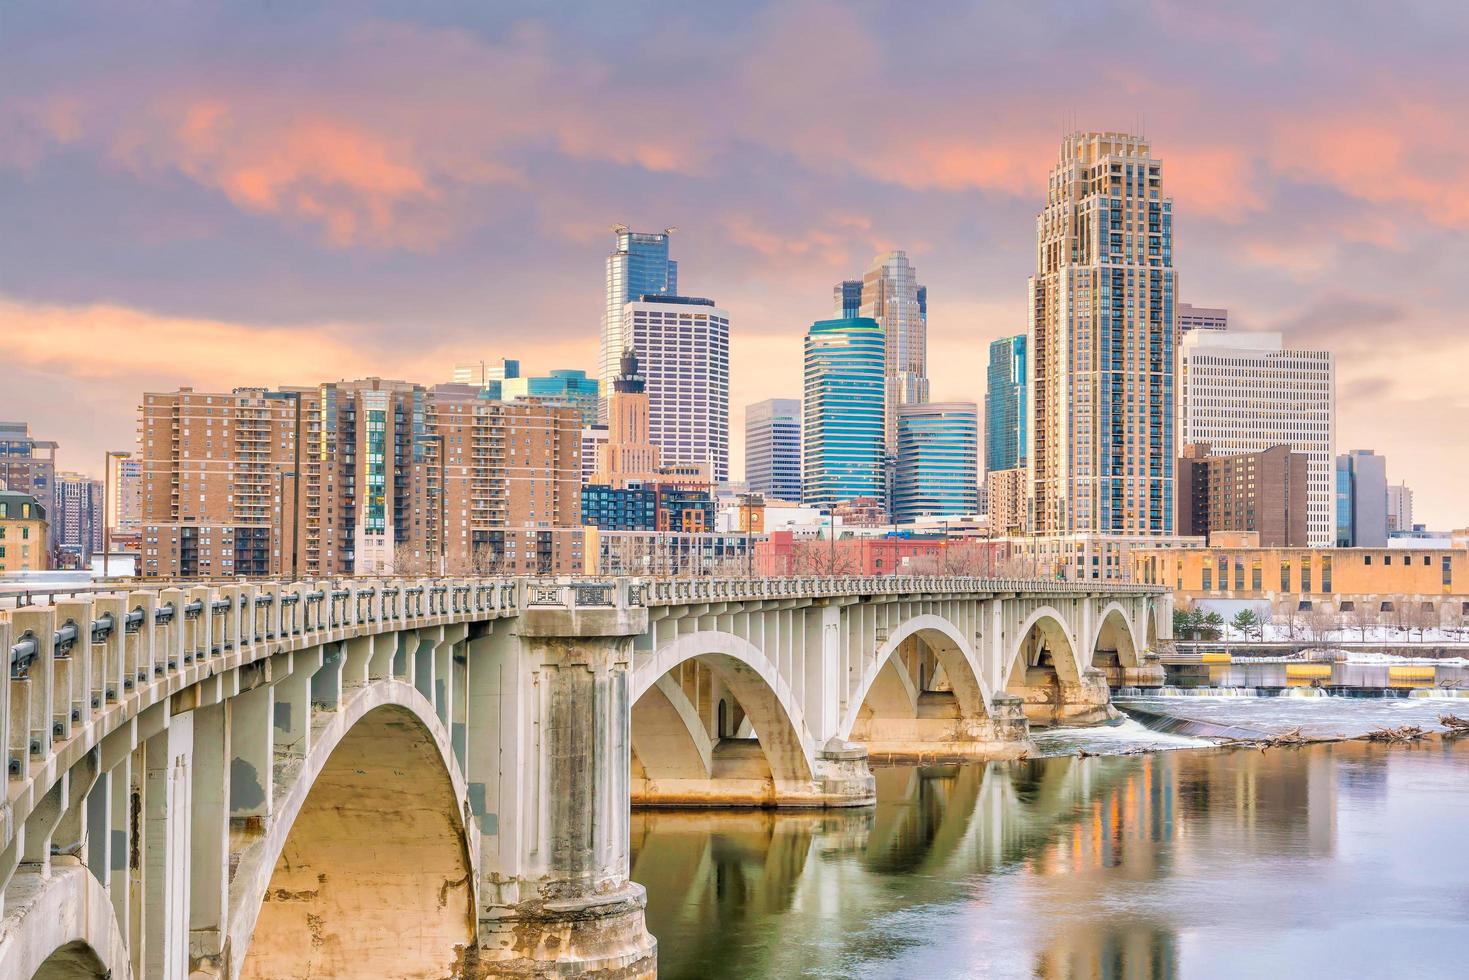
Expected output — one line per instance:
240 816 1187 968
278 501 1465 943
102 450 129 580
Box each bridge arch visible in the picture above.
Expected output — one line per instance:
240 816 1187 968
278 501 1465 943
839 614 996 741
0 867 131 980
632 631 818 794
229 681 477 980
1093 601 1143 668
1007 605 1084 687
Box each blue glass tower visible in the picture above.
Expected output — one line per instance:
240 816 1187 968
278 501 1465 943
984 335 1027 474
802 318 886 509
502 369 601 426
894 402 979 523
600 228 677 417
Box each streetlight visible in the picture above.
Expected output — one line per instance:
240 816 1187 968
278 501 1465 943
102 450 129 580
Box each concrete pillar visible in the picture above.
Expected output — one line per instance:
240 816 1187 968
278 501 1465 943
474 601 656 977
189 701 230 970
143 713 193 980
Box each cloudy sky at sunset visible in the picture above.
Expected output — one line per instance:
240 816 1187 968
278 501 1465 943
3 1 1466 527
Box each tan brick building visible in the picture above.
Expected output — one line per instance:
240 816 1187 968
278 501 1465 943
0 491 49 573
139 380 584 579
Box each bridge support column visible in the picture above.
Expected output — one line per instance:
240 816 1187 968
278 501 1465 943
1010 666 1119 727
473 596 656 978
855 692 1035 762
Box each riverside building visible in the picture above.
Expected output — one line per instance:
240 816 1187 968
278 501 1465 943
802 317 887 512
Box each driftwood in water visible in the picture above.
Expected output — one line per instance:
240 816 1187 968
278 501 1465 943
1364 725 1429 743
1439 714 1469 736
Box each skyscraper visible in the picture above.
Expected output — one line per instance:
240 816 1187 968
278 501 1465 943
1029 132 1176 536
105 452 142 530
0 421 58 550
893 402 979 523
600 227 677 417
745 399 801 502
501 369 601 426
623 295 729 483
1386 482 1414 533
802 317 886 509
858 251 929 453
1335 450 1388 547
834 279 863 318
984 335 1027 474
53 471 104 567
596 349 661 487
1178 330 1336 546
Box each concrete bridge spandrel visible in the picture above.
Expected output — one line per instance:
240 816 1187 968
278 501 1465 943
0 574 1167 977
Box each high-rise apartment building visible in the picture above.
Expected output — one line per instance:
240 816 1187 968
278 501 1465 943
623 295 729 483
1178 303 1228 333
802 317 886 510
501 369 600 426
986 468 1027 536
600 227 677 418
1387 482 1414 533
1335 450 1388 547
1179 330 1336 546
893 402 979 523
984 335 1027 474
1029 132 1177 537
53 471 104 567
140 387 302 578
105 452 143 530
1177 443 1309 547
0 422 58 550
581 425 608 485
856 251 928 453
744 399 801 502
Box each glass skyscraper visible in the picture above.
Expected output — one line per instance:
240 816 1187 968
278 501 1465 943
859 251 928 455
802 318 886 509
893 402 979 523
745 398 802 502
601 228 677 417
501 369 601 427
984 335 1027 475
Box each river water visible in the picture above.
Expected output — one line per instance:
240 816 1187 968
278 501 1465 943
630 701 1469 979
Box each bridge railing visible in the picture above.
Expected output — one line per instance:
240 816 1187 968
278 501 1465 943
638 575 1166 606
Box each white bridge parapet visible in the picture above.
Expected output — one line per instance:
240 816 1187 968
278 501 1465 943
0 574 1167 978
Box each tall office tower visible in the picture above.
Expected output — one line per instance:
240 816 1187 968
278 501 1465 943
623 295 729 483
501 369 601 426
1386 482 1414 533
893 402 979 523
1335 449 1388 547
426 389 584 575
0 421 59 549
984 335 1027 474
596 348 662 487
859 250 929 452
802 317 886 509
1029 132 1177 536
139 387 302 578
53 471 104 567
745 398 802 502
451 358 520 390
1177 303 1228 333
1179 330 1336 546
600 227 677 418
834 279 863 318
105 452 143 530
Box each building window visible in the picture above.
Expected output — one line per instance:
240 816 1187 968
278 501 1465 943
1322 556 1332 593
1280 561 1290 592
1202 567 1212 591
1301 561 1312 593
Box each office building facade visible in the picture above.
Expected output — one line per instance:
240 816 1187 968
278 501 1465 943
1179 330 1336 546
893 402 979 523
623 296 730 483
1177 303 1228 333
802 317 886 510
1029 132 1177 537
1336 450 1388 547
1386 482 1414 533
53 471 104 567
858 250 929 452
0 422 58 551
501 369 601 426
745 398 802 502
984 334 1027 474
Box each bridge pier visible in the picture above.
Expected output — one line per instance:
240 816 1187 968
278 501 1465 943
472 594 657 978
1008 666 1120 727
853 692 1035 761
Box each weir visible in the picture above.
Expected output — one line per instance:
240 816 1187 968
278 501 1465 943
0 574 1167 977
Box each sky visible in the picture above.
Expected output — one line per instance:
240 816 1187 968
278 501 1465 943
2 1 1467 528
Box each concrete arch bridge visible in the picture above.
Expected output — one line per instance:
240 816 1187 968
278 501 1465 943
0 574 1166 978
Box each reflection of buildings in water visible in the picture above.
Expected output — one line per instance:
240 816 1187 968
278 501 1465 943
1034 920 1180 980
1171 747 1337 859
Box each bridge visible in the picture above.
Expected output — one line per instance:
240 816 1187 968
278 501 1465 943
0 575 1167 978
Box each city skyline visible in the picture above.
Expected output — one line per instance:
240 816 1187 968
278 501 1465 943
3 3 1467 528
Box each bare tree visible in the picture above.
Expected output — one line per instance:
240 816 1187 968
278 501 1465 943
789 538 861 576
1348 601 1378 642
1404 601 1439 643
1303 605 1337 643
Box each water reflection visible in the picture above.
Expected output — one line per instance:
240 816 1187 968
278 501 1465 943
631 741 1469 979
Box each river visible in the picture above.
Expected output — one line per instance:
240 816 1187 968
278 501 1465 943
630 700 1469 979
